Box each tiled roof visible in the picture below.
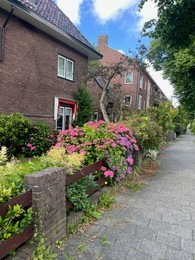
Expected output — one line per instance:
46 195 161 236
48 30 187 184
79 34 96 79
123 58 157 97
16 0 92 48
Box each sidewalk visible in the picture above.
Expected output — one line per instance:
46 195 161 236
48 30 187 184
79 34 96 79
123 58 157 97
58 131 195 260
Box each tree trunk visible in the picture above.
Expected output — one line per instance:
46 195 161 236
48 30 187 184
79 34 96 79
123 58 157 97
100 88 110 123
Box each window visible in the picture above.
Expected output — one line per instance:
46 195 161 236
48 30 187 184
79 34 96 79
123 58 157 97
57 106 72 130
124 95 132 106
139 76 143 89
58 55 74 81
125 72 133 84
138 95 142 110
94 112 98 122
144 81 147 90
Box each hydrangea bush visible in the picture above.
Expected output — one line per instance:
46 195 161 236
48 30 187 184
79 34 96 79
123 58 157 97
55 120 138 183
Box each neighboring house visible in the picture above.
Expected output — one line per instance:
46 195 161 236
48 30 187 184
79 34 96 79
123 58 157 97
0 0 102 130
92 35 167 120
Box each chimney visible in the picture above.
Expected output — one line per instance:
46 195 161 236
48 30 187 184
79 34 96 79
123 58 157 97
98 35 108 47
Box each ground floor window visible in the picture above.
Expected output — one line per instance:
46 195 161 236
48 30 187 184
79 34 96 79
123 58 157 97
57 106 72 130
54 97 77 130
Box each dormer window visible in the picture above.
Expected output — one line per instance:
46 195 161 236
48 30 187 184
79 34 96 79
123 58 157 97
58 55 74 81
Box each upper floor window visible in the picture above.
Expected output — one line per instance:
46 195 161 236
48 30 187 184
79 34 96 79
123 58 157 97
139 76 143 89
124 95 132 106
58 55 74 81
138 95 142 110
125 72 133 84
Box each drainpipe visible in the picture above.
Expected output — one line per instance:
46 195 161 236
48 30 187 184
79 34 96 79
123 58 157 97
0 6 14 61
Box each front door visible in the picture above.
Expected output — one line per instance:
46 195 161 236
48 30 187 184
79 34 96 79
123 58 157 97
57 106 72 130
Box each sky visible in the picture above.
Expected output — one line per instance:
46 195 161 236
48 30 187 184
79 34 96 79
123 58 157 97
56 0 175 102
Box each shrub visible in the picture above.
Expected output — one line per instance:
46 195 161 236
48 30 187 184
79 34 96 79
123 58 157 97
173 106 189 136
122 115 164 152
73 87 94 127
0 113 32 156
21 122 58 157
56 120 138 184
142 101 175 134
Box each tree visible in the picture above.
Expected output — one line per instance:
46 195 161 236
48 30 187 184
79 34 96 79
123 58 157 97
139 0 195 112
73 87 94 127
85 43 148 122
86 59 128 122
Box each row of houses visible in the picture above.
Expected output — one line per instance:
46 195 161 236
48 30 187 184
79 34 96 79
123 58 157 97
0 0 168 130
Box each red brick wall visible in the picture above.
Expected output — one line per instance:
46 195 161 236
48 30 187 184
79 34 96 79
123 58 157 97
96 35 149 111
0 9 88 129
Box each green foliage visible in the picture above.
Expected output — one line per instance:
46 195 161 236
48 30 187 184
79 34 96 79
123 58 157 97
73 87 94 127
66 175 97 211
173 105 189 136
0 205 32 243
21 122 58 157
0 113 32 156
139 0 195 113
142 102 175 134
191 119 195 134
32 237 58 260
98 191 115 210
122 114 163 152
0 146 7 165
101 234 109 246
127 182 143 192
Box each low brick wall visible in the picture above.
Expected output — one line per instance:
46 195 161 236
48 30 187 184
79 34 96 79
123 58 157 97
25 167 66 247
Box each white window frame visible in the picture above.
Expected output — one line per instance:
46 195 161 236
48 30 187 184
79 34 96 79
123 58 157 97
58 55 74 81
139 76 143 89
94 111 98 122
124 95 132 106
57 106 72 131
124 72 133 84
138 95 142 110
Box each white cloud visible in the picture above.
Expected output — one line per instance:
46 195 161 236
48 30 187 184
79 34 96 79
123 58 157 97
117 50 125 54
136 0 158 31
92 0 137 24
57 0 84 25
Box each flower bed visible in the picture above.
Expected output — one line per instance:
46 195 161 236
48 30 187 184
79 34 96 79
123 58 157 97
56 120 138 184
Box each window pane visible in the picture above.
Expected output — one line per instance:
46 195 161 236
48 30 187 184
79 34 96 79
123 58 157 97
57 115 63 130
66 59 73 80
124 96 130 105
125 72 133 84
58 56 65 77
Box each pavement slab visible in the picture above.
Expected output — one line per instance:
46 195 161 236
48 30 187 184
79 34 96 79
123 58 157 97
57 131 195 259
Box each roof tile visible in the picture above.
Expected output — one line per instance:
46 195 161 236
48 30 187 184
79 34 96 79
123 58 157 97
16 0 92 47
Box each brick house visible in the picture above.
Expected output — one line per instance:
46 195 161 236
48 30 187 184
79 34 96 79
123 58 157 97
0 0 102 129
92 35 167 120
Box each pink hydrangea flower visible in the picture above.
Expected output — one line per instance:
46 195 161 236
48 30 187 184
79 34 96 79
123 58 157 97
134 144 139 151
126 157 134 165
104 170 114 178
26 143 32 148
55 142 62 147
30 146 36 150
79 149 86 155
100 166 107 171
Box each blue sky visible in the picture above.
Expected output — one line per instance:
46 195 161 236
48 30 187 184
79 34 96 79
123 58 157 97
56 0 175 102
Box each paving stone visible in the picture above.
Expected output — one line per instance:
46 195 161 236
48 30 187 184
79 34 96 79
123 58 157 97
181 238 195 253
140 239 167 258
166 247 193 260
156 232 181 249
149 219 172 233
169 224 193 240
126 248 151 260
